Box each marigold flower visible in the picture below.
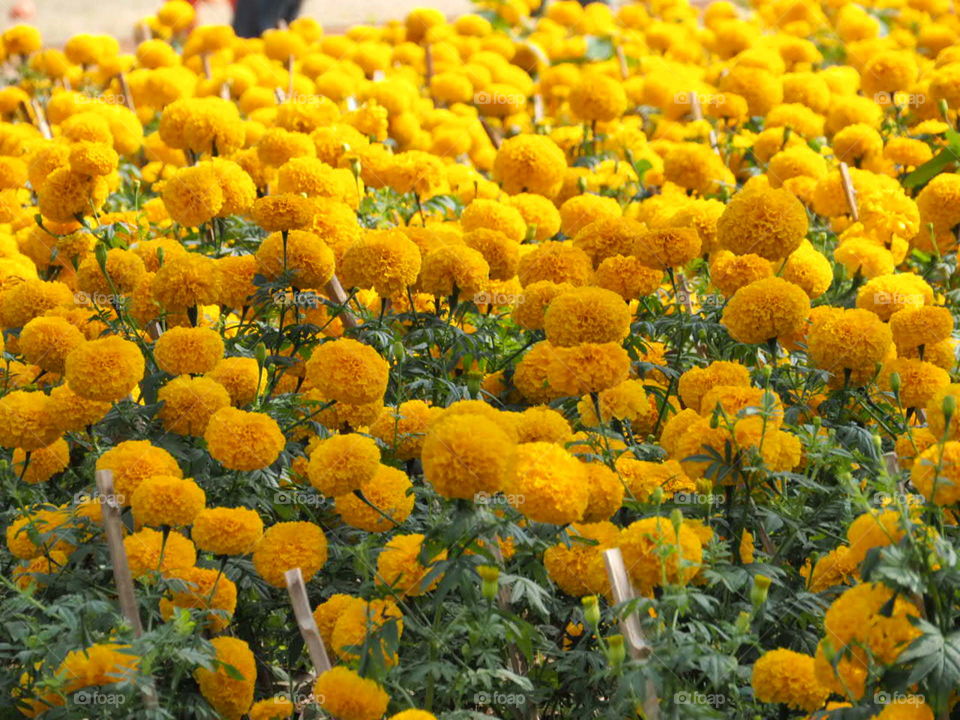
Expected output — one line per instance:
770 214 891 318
619 516 702 594
157 375 231 436
506 442 589 525
544 521 618 596
162 165 224 227
55 643 139 694
124 527 196 577
205 407 285 471
493 134 567 198
307 433 380 496
340 228 421 297
752 648 829 712
314 667 390 720
194 637 256 720
253 521 328 587
376 533 448 596
305 338 389 406
154 326 224 376
131 474 205 528
517 241 593 287
159 565 237 632
152 253 222 311
543 286 631 347
249 193 317 232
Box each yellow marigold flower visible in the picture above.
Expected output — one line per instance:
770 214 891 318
493 134 567 198
37 168 109 223
157 375 231 436
389 711 437 720
159 565 237 632
313 594 364 647
205 407 285 471
577 461 623 521
162 165 224 227
12 549 68 590
856 273 934 322
152 253 222 312
569 73 628 122
314 667 389 720
463 228 519 281
710 250 772 297
814 583 921 699
215 255 257 311
888 306 953 352
717 186 808 261
559 194 621 238
752 648 829 712
543 286 630 347
18 316 85 375
546 341 631 396
5 506 73 560
208 158 257 217
124 527 195 578
331 596 404 663
0 279 72 329
249 697 295 720
194 637 256 720
911 441 960 506
369 400 436 460
96 440 181 505
515 406 572 445
615 457 694 502
620 516 702 594
517 241 593 287
68 142 118 177
462 198 527 243
511 280 572 330
505 441 589 525
719 65 782 116
307 433 380 497
253 521 328 587
131 474 205 528
159 97 244 156
418 244 489 297
76 248 147 296
846 509 905 568
422 413 515 500
256 229 336 290
807 307 893 382
12 438 69 484
249 193 316 233
340 228 421 297
56 643 139 694
884 137 933 169
62 336 143 404
596 254 661 300
506 193 562 241
192 506 263 557
336 464 414 532
154 326 224 376
578 378 659 433
572 217 645 267
776 242 832 301
804 544 857 593
544 521 618 596
881 358 949 409
633 227 701 270
305 338 389 406
916 173 960 232
721 277 810 345
376 533 448 597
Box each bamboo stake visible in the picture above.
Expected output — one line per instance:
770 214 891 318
284 568 332 674
324 275 358 330
615 45 629 80
689 92 720 156
201 53 212 80
603 548 660 720
94 470 159 710
838 161 859 222
118 73 136 113
423 44 434 85
28 99 52 140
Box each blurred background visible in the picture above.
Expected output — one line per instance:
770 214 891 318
3 0 473 46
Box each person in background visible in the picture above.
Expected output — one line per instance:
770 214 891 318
232 0 303 37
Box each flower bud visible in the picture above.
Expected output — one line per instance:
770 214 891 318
581 595 600 627
605 634 625 667
750 574 771 608
889 371 901 397
670 508 683 535
478 565 499 600
942 394 955 426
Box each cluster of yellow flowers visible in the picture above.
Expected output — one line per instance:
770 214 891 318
0 0 959 717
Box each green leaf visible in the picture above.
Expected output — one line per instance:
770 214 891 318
901 149 958 189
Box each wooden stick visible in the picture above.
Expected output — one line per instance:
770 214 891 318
28 99 52 140
532 93 545 124
423 44 434 85
603 548 660 719
689 92 720 156
95 470 160 709
615 45 629 80
201 53 212 80
324 275 358 330
274 87 286 104
118 73 136 113
480 118 503 149
284 568 332 674
838 161 859 222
